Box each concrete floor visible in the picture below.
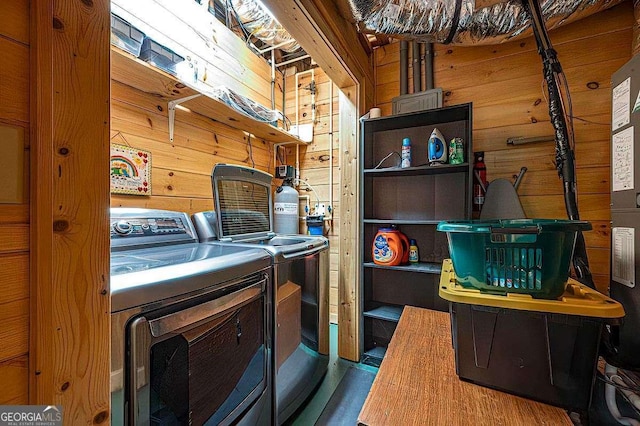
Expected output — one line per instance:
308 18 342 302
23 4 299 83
286 324 378 425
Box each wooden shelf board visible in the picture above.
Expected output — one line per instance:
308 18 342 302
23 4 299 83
363 219 441 225
301 293 318 307
364 163 469 177
110 46 305 145
363 261 443 274
363 305 403 322
362 347 386 367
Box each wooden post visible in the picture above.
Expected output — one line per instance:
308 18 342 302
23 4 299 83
30 0 111 422
338 86 361 361
263 0 373 362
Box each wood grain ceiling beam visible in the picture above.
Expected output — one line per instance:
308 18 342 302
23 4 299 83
262 0 373 90
373 34 390 47
359 32 373 55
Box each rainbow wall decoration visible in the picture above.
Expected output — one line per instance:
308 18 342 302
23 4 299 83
110 144 151 195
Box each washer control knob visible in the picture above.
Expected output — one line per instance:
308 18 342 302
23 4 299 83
113 220 133 235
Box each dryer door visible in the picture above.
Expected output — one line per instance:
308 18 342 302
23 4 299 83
128 278 268 425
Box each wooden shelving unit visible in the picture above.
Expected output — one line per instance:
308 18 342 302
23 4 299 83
363 261 442 274
363 218 442 225
363 163 469 177
359 104 473 367
362 305 403 322
110 46 306 145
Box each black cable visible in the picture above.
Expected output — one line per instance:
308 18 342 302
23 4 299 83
522 0 594 289
444 0 463 44
570 116 611 126
597 374 640 393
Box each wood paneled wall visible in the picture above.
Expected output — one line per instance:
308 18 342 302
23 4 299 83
110 81 273 212
113 62 341 322
0 0 30 406
374 2 634 294
285 68 341 323
30 0 111 420
110 43 281 212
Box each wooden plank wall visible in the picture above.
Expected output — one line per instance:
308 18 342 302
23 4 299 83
0 0 30 405
110 53 281 213
285 68 341 323
29 0 111 420
110 83 273 212
374 2 634 294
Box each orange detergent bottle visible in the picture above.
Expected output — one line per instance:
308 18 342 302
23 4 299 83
372 227 409 266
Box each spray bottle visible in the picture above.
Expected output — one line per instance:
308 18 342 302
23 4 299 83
401 138 411 168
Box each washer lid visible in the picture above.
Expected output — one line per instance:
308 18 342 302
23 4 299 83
211 164 275 242
110 242 270 312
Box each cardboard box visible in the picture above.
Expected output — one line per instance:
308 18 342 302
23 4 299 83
277 281 301 368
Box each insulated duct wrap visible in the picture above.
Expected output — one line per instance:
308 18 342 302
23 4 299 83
349 0 625 45
230 0 300 52
211 86 284 123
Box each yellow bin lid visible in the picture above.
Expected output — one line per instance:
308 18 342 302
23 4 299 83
439 259 625 319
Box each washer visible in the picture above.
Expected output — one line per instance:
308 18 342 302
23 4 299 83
193 164 330 424
110 208 272 426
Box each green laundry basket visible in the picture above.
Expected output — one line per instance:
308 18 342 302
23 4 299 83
437 219 592 299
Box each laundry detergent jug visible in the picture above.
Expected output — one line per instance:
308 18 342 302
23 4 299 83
372 227 409 266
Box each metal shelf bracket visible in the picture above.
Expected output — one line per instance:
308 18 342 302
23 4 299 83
168 94 202 142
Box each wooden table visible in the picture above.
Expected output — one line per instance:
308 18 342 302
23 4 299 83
357 307 572 425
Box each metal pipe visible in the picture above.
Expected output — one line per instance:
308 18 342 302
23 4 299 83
294 69 316 130
513 167 527 191
425 42 434 90
271 49 276 110
311 68 316 123
400 41 409 95
507 136 555 145
412 42 421 93
276 54 311 68
328 79 334 222
296 143 300 183
255 39 297 55
281 68 286 130
295 69 315 78
295 71 300 182
295 73 299 135
299 195 311 218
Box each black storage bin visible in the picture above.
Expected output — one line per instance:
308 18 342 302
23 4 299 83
450 302 604 411
139 38 185 76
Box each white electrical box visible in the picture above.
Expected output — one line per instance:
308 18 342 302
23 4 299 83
392 89 443 115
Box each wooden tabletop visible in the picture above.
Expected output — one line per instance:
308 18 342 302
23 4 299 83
357 307 572 426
